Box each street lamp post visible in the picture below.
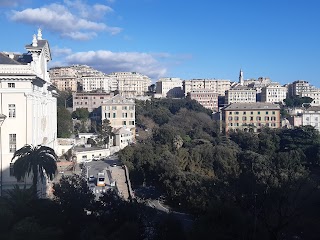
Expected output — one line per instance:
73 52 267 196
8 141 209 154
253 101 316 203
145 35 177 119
0 114 7 196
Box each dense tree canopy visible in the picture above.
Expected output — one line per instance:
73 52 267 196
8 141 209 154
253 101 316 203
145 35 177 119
118 98 320 240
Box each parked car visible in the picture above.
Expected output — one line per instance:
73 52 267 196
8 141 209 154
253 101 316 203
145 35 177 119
88 175 95 183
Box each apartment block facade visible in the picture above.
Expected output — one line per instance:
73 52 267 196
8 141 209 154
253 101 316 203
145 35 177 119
302 106 320 131
221 103 281 133
225 86 256 105
108 72 151 98
101 94 135 136
287 80 316 97
260 83 287 103
49 67 78 92
73 92 114 112
189 89 219 112
155 77 184 98
301 89 320 106
183 79 231 96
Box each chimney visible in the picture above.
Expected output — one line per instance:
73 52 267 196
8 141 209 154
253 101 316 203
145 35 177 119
37 28 42 40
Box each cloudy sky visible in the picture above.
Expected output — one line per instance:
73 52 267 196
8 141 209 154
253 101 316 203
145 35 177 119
1 0 320 86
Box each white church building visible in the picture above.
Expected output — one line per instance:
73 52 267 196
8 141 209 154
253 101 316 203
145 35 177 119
0 29 57 196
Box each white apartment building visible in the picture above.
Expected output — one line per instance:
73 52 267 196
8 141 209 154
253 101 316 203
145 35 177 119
260 83 287 103
183 79 231 97
0 29 57 195
81 74 117 93
101 94 135 137
301 89 320 106
155 77 183 98
108 72 151 98
225 86 256 105
287 80 316 97
302 106 320 132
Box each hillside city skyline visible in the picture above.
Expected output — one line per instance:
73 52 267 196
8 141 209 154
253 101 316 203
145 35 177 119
0 0 320 87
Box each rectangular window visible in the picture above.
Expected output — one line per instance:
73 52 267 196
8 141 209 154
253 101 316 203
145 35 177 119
112 106 117 110
8 83 15 88
122 121 127 125
113 113 116 118
9 104 16 118
9 134 16 153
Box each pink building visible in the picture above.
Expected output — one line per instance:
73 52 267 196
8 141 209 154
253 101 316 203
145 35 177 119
189 89 219 112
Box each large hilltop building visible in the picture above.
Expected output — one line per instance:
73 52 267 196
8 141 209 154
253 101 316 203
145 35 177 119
183 79 231 96
0 29 57 196
107 72 151 98
221 102 281 133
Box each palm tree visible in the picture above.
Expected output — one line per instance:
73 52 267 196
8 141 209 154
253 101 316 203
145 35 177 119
11 145 58 196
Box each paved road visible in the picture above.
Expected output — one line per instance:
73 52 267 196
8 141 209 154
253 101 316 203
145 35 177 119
83 155 129 199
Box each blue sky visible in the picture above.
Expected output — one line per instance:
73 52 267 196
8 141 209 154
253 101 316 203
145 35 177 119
0 0 319 86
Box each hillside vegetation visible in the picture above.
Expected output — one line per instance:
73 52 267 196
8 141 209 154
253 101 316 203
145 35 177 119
119 98 320 240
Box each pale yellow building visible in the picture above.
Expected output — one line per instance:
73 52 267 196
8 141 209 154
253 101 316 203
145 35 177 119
49 67 78 92
225 86 256 105
221 102 281 133
101 94 135 136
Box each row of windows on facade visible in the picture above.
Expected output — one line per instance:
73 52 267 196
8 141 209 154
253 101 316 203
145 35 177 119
305 117 319 121
104 112 134 119
104 106 134 110
228 122 277 127
229 111 277 115
228 116 277 121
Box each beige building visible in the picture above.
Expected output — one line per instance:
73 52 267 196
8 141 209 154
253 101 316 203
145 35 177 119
225 86 256 105
108 72 151 98
183 79 231 97
221 102 281 133
101 94 135 136
189 89 219 112
261 83 287 103
155 77 183 98
49 67 78 92
73 92 114 112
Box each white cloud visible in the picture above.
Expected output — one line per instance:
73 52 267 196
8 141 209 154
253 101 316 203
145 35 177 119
51 46 72 57
65 50 168 79
9 1 121 40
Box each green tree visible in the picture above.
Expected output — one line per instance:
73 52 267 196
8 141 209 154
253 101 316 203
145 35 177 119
284 95 313 107
72 108 90 120
57 106 73 138
97 119 113 145
11 145 58 196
